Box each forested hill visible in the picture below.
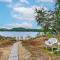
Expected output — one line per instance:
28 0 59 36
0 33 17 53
0 27 44 32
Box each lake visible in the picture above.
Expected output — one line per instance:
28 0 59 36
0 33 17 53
0 32 39 39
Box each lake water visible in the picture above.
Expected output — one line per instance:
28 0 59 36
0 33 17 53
0 32 38 39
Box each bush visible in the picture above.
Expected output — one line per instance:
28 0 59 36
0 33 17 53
54 49 60 55
46 32 54 38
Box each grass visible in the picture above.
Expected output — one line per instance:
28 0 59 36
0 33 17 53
22 36 60 60
0 36 17 60
0 37 17 47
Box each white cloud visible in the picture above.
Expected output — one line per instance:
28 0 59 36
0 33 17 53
0 0 12 3
36 0 54 3
12 5 48 21
1 22 32 29
0 0 48 21
19 0 29 4
0 0 13 8
12 6 35 21
0 0 48 22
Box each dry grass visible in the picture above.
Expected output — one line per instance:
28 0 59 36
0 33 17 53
0 46 11 60
0 39 16 47
22 36 49 60
22 36 60 60
22 36 48 46
0 37 17 60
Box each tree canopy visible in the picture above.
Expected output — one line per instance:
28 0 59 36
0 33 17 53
35 0 60 35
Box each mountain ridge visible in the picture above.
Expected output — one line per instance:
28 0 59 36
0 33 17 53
0 27 43 32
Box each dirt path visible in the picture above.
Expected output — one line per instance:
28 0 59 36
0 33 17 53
8 42 19 60
8 41 32 60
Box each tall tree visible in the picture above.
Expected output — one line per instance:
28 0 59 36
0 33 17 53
35 0 60 35
54 0 60 35
35 8 55 34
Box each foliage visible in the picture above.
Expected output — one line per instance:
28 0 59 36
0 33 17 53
35 8 55 34
35 0 60 35
46 32 54 38
54 0 60 34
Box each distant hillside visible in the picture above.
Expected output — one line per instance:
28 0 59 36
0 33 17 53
0 28 8 31
0 27 43 32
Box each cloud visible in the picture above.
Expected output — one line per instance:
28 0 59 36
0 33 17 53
12 5 48 21
1 22 32 29
0 0 48 22
36 0 54 3
0 0 13 8
12 6 35 21
0 0 48 21
9 22 32 28
19 0 29 4
0 0 12 3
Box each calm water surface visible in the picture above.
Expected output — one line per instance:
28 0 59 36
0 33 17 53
0 32 38 39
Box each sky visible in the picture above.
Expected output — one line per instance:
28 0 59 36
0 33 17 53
0 0 56 29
